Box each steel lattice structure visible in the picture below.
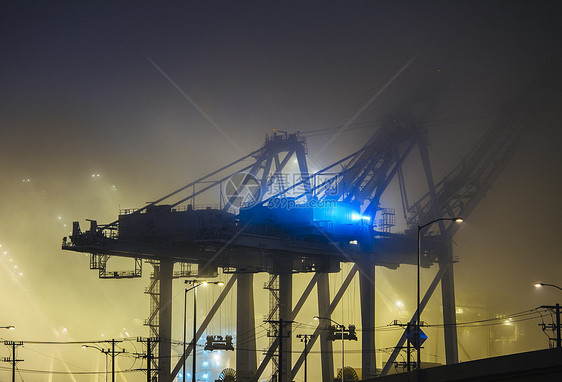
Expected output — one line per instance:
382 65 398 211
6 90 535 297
62 73 550 381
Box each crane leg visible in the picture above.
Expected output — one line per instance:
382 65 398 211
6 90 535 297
359 257 376 378
158 260 173 381
236 273 256 381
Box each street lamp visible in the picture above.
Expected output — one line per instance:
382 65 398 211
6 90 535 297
0 326 15 330
184 280 224 382
535 283 562 291
82 344 109 382
314 316 345 382
417 217 463 370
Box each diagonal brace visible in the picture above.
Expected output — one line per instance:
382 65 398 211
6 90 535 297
168 274 238 382
254 273 320 380
291 264 359 379
379 263 450 376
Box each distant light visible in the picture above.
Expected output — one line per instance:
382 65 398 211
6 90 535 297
313 316 319 320
349 240 358 245
201 281 208 286
351 213 371 222
535 283 543 288
81 345 87 349
19 272 23 276
217 281 225 286
454 217 463 223
456 308 464 314
396 301 404 308
14 265 18 269
294 159 298 163
58 216 62 220
202 373 208 379
202 361 208 367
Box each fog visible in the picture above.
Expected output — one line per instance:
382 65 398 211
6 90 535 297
1 2 561 381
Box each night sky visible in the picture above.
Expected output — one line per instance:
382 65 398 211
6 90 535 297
1 1 561 381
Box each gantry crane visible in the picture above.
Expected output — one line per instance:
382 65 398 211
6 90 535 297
62 70 552 381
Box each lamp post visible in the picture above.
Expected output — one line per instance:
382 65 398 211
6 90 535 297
184 280 224 382
82 344 109 382
314 316 345 382
417 217 462 369
0 326 15 330
535 283 562 291
535 282 562 347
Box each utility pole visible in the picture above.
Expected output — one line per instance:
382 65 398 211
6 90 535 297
406 323 411 371
2 341 23 382
138 337 159 382
112 339 115 382
296 334 314 382
540 304 562 347
100 339 125 382
389 320 420 371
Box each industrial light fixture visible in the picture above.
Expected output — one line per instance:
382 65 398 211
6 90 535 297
82 344 109 382
534 282 562 291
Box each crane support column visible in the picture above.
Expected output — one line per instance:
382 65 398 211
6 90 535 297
158 260 174 381
359 257 376 378
418 132 459 365
317 272 334 381
279 270 293 382
440 245 458 364
236 273 256 381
